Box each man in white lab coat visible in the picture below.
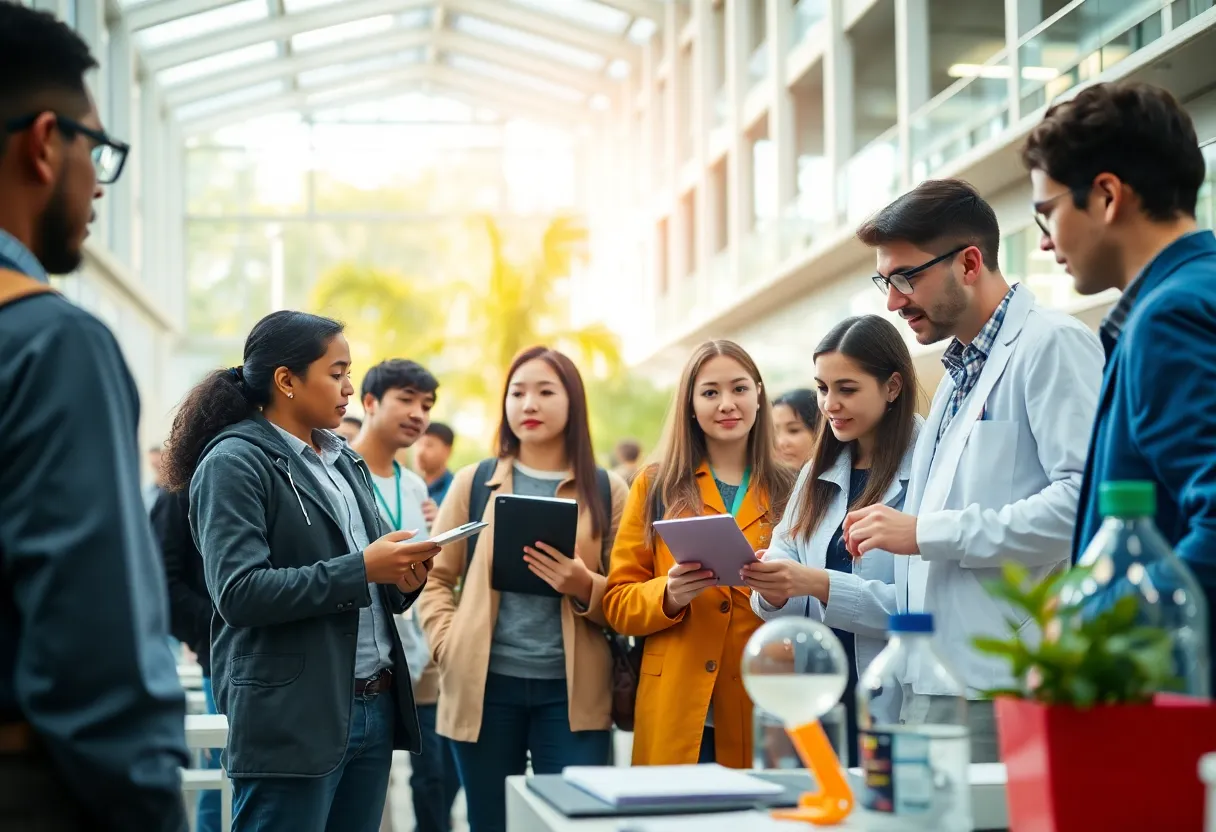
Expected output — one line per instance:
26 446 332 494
842 178 1104 762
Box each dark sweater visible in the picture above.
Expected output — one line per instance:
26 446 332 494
151 488 212 677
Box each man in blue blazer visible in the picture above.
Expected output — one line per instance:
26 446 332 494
1024 81 1216 691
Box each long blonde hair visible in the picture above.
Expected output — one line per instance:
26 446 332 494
643 340 795 546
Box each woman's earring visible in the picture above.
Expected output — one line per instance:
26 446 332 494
287 392 294 399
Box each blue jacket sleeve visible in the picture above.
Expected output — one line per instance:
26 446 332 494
1126 298 1216 585
0 312 188 831
191 450 373 628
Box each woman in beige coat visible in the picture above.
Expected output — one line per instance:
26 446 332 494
416 346 626 832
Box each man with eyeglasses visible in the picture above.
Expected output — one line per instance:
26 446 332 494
1025 82 1216 693
0 5 188 831
839 178 1103 762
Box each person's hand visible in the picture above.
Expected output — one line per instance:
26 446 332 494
395 557 432 593
740 555 826 609
421 498 439 525
524 542 594 604
843 504 919 557
662 561 716 617
364 529 441 585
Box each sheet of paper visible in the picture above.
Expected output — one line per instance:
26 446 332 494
561 764 784 806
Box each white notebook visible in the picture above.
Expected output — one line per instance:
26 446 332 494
561 764 784 807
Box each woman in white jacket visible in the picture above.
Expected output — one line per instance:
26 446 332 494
742 314 920 765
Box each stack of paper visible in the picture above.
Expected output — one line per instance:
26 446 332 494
561 764 784 808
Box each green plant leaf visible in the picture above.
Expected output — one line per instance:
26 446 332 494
978 687 1026 701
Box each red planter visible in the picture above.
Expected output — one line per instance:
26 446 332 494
996 695 1216 832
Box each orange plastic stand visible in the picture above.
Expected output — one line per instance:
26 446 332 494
771 720 854 826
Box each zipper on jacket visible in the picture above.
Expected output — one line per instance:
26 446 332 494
275 458 312 526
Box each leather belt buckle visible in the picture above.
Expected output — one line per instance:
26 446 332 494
0 721 35 754
354 670 393 699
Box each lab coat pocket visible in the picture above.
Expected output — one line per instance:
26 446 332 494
957 420 1018 509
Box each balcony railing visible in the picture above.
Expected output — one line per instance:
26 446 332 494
837 126 901 226
1018 0 1168 114
790 0 828 49
910 50 1013 181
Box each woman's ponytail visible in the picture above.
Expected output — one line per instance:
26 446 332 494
159 310 344 494
160 367 255 493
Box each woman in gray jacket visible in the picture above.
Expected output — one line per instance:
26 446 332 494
741 315 920 765
160 310 440 832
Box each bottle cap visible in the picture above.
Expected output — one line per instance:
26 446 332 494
889 613 934 634
1099 481 1156 518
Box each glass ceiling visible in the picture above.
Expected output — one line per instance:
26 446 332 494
120 0 659 133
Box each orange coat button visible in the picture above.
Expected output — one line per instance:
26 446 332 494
705 660 717 673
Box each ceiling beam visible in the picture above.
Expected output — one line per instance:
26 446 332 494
596 0 665 23
178 63 429 135
163 27 430 107
124 0 242 32
428 65 581 123
178 63 577 135
427 2 446 65
445 0 638 63
435 30 613 97
142 0 433 72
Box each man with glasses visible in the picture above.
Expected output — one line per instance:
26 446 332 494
841 178 1103 762
1024 81 1216 693
0 5 188 830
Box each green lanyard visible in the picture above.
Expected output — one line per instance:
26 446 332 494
712 466 751 518
372 461 403 531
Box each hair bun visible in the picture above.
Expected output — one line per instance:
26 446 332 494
227 366 245 386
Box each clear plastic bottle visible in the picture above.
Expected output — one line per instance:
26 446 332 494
856 613 972 832
1073 480 1211 697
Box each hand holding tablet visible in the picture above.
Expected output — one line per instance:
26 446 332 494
654 514 760 587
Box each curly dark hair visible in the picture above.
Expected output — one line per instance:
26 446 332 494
1022 81 1206 221
160 311 344 493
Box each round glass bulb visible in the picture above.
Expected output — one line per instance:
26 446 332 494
742 618 848 727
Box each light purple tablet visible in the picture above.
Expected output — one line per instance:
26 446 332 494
653 514 760 586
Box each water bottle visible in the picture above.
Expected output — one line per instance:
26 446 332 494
856 613 972 831
1073 480 1211 697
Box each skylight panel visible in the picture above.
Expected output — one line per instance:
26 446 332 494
282 0 342 13
508 0 631 34
627 17 657 44
451 14 606 71
290 15 395 52
446 54 585 103
176 80 286 122
136 0 269 50
158 41 278 88
298 49 423 88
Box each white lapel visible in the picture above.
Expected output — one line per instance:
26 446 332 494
918 286 1034 514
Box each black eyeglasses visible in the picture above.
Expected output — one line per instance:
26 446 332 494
1033 191 1072 237
4 112 130 185
872 244 968 296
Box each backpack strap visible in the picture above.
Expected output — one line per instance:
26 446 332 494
0 269 55 309
463 457 499 576
595 467 612 520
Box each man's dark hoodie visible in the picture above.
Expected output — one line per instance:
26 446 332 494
189 414 422 777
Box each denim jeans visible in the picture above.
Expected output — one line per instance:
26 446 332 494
450 673 611 832
196 677 222 832
410 703 461 832
230 692 394 832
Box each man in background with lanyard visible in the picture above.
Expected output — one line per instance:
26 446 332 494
350 359 461 832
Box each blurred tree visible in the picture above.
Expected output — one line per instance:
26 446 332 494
585 372 673 466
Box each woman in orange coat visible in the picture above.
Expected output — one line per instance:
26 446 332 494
603 340 795 768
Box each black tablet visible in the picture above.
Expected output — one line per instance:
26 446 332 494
491 494 578 597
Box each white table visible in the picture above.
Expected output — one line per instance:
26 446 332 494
185 714 229 750
506 764 1009 831
183 714 232 832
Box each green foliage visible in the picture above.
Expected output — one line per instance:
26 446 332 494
308 215 667 455
972 562 1178 707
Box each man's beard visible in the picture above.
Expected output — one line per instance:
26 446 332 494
908 274 968 345
35 180 83 276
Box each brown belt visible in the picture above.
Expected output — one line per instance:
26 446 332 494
0 721 34 753
354 670 393 698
